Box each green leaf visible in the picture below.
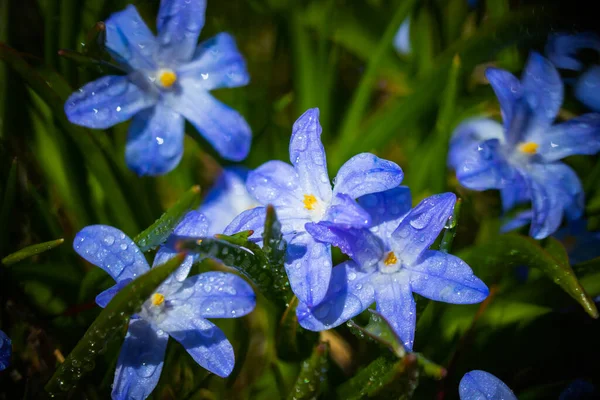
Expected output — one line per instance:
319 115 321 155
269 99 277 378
134 185 202 252
45 253 186 396
287 342 329 400
459 234 599 318
0 158 17 256
336 356 400 400
439 197 462 253
262 205 291 300
2 238 65 266
276 296 318 361
57 49 124 75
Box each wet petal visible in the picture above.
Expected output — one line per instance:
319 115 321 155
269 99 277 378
95 279 131 308
104 5 157 70
372 273 416 350
156 0 206 64
168 272 255 318
406 251 489 304
65 75 155 129
126 103 184 176
285 232 332 307
574 66 600 112
485 67 523 133
112 319 168 400
289 108 332 203
168 90 251 161
297 261 375 331
325 193 371 229
74 225 149 283
391 193 456 265
357 187 412 238
459 370 517 400
246 160 303 209
333 153 403 200
528 162 584 239
500 170 529 212
223 207 266 241
521 52 563 130
179 33 249 90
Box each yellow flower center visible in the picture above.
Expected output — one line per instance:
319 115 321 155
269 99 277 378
158 69 177 88
151 293 165 306
303 194 318 210
384 251 398 266
518 141 538 155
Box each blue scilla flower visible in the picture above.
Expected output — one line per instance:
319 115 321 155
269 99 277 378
65 0 251 176
448 52 600 239
74 221 255 400
0 330 11 371
546 32 600 112
393 18 411 55
200 167 259 235
296 189 488 350
459 370 517 400
224 108 404 307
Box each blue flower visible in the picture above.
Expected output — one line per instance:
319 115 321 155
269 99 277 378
448 52 600 239
65 1 251 176
74 220 255 400
546 32 600 112
199 167 259 235
393 18 411 55
459 370 517 400
225 108 404 307
296 189 488 350
0 330 11 371
559 379 597 399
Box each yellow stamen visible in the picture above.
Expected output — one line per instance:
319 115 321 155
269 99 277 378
303 194 318 210
158 69 177 88
151 293 165 306
518 142 539 154
384 251 397 266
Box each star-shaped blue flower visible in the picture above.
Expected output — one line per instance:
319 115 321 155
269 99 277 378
448 52 600 239
74 218 255 400
225 108 404 307
459 370 517 400
296 188 488 350
0 330 11 371
546 32 600 112
65 0 251 176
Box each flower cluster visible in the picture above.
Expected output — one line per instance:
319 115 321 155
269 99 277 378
448 53 600 239
65 0 251 176
0 330 10 371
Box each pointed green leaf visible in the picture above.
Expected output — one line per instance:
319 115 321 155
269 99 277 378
276 296 318 361
459 234 599 318
2 238 65 266
336 356 396 400
45 253 186 396
439 197 462 253
287 342 329 400
0 158 17 256
134 185 202 252
262 205 290 301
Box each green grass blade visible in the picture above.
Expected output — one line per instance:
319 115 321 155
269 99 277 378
2 239 65 266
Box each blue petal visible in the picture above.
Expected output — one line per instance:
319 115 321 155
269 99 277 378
393 18 411 55
65 75 155 129
325 193 372 229
559 379 596 400
554 220 600 265
333 153 404 200
168 90 251 161
546 32 600 71
169 272 255 318
112 319 168 400
575 66 600 112
406 250 489 304
485 67 522 133
521 52 563 130
178 33 250 90
528 162 584 239
372 273 416 350
531 113 600 162
73 225 149 283
223 207 266 241
296 261 375 331
126 103 184 176
289 108 333 203
500 210 533 233
305 222 383 268
156 0 206 64
0 330 11 371
391 193 456 266
459 370 517 400
96 279 132 308
357 187 412 238
285 232 332 307
104 5 157 70
162 317 235 377
500 170 529 212
246 160 303 209
201 168 258 235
